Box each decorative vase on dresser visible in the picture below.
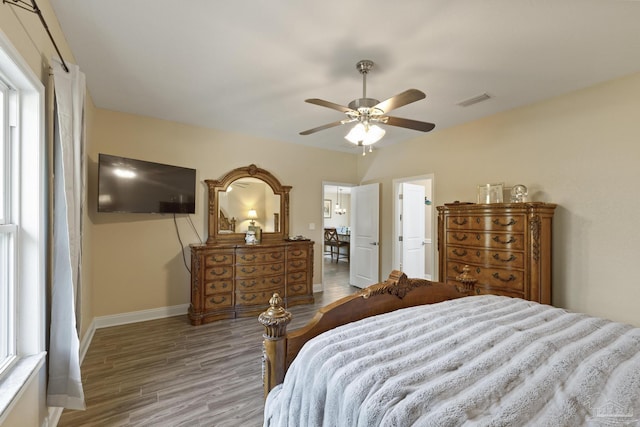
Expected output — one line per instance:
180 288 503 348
189 164 314 325
437 202 556 304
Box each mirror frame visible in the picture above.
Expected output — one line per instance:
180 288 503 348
205 164 291 244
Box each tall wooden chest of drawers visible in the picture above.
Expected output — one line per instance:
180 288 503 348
437 203 556 304
189 240 314 325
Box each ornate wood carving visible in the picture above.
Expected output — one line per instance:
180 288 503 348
258 293 292 339
360 270 433 300
455 264 478 292
530 214 541 262
258 293 292 397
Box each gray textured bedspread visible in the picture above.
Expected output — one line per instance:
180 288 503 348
263 295 640 426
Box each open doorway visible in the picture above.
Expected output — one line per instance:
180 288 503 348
322 183 353 291
392 175 435 280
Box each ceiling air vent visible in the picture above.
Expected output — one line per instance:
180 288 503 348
457 93 491 107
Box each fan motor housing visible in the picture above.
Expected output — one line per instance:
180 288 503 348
348 98 380 110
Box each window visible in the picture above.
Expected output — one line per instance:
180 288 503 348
0 78 17 373
0 31 46 421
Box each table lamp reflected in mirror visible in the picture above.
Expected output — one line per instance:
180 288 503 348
247 209 258 226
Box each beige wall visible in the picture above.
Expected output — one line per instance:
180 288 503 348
358 71 640 327
88 110 359 316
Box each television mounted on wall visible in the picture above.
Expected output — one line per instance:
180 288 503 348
97 153 196 214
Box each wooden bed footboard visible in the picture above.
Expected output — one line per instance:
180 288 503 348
258 269 477 398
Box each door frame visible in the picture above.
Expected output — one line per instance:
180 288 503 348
392 174 436 280
321 181 356 292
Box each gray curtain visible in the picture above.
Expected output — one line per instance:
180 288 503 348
47 59 86 410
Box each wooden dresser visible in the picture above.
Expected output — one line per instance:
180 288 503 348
189 164 315 325
189 240 314 325
437 202 556 304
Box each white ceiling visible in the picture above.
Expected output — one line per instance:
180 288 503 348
49 0 640 153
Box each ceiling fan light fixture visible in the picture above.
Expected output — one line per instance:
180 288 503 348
344 122 385 146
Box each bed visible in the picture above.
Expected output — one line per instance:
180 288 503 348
259 271 640 426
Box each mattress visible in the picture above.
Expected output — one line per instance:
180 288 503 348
263 295 640 426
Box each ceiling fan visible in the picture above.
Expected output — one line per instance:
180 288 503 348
300 60 435 150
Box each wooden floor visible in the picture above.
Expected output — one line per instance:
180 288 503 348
58 258 355 427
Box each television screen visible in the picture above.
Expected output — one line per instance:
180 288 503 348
97 154 196 214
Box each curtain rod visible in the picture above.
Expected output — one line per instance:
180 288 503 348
3 0 69 72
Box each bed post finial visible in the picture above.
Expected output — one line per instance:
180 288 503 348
455 265 478 292
259 293 292 398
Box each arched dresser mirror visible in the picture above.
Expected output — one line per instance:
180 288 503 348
189 164 313 325
205 164 290 244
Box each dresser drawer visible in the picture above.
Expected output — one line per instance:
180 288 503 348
446 231 524 250
287 271 307 284
204 251 234 266
446 215 525 232
236 262 284 278
447 262 524 291
205 266 233 281
288 282 309 296
287 247 308 259
236 275 285 292
205 280 233 296
236 290 275 307
204 293 233 310
287 258 307 272
446 247 524 269
236 249 284 264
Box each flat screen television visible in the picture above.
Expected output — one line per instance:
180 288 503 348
97 153 196 214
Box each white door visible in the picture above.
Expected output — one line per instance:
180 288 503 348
401 183 425 278
350 183 380 288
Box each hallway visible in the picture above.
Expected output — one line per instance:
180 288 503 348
322 255 354 293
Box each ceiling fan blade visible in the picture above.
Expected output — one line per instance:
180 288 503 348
373 89 426 114
383 116 435 132
299 120 346 135
305 98 355 114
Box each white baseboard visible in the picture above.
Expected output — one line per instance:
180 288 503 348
313 282 323 293
79 319 96 364
93 304 190 330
